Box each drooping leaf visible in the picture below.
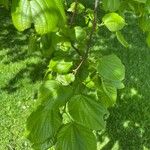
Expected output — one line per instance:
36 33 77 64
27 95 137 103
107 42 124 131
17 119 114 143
97 54 125 81
116 31 129 48
68 95 108 130
56 123 97 150
11 0 32 31
102 0 121 12
11 0 66 34
102 13 126 32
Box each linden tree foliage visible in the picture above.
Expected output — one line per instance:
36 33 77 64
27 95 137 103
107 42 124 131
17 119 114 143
1 0 150 149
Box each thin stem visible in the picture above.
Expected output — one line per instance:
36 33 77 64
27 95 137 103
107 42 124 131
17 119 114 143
71 42 82 56
73 0 100 74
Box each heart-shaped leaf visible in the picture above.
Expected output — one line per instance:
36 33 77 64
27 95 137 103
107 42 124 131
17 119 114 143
56 123 97 150
68 95 108 130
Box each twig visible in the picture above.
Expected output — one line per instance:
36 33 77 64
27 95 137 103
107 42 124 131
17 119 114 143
73 0 100 74
71 42 82 56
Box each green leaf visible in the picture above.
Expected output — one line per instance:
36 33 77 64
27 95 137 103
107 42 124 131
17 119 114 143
102 13 126 32
102 0 121 12
11 0 32 31
68 2 85 13
40 33 56 57
97 80 117 108
56 123 97 150
56 73 75 86
30 0 65 34
32 138 55 150
27 80 73 148
48 58 73 74
27 102 62 149
74 26 87 41
39 80 73 107
11 0 66 34
68 95 108 130
102 79 117 106
97 54 125 81
116 31 129 48
103 79 125 90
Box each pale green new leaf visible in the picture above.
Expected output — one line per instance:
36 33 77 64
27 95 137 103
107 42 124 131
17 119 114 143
11 0 32 31
56 123 97 150
56 73 75 86
74 26 87 41
102 0 121 12
102 13 126 32
68 95 108 130
97 54 125 81
68 2 85 13
48 58 73 74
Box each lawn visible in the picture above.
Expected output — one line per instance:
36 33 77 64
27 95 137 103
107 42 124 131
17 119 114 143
0 8 150 150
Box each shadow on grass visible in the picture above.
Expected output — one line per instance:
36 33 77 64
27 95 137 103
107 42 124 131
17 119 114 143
0 7 41 64
1 61 47 93
0 7 47 93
